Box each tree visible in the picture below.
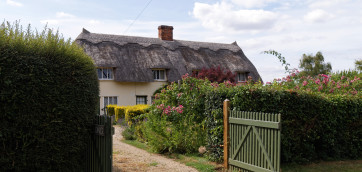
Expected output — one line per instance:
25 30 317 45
355 59 362 71
299 51 332 76
192 66 236 83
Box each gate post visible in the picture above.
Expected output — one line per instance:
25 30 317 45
223 99 230 170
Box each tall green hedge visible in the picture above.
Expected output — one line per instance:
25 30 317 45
205 87 361 163
0 22 99 171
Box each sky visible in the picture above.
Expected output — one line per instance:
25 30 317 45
1 0 361 82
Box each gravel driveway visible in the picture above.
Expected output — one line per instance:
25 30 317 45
112 125 198 172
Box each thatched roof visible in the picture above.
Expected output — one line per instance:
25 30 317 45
75 28 262 83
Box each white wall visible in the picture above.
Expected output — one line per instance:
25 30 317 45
99 80 167 114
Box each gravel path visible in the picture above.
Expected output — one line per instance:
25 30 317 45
112 125 198 172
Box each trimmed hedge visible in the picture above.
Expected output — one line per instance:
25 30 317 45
107 104 149 125
205 86 361 163
0 22 99 171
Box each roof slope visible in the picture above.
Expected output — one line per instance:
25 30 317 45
75 29 262 82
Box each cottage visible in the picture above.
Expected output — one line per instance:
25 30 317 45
75 25 262 112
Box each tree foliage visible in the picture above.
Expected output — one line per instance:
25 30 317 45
299 51 332 76
355 59 362 71
191 66 236 83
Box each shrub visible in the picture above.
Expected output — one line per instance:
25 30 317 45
107 104 149 125
107 105 126 122
142 75 215 153
192 66 236 83
122 126 136 140
125 104 149 125
0 21 99 171
205 85 361 163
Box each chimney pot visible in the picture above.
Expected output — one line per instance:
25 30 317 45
158 25 173 41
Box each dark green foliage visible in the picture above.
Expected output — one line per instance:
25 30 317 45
205 87 361 163
299 51 332 76
0 21 99 171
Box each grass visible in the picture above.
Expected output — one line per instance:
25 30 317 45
121 140 152 153
166 153 222 172
121 139 221 172
281 160 362 172
149 162 158 166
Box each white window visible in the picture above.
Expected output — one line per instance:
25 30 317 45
97 68 113 80
136 96 147 105
152 69 166 81
238 72 248 82
104 96 117 108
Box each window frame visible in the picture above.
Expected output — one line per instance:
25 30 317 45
136 96 148 105
237 72 248 82
97 68 114 80
152 69 166 81
103 96 118 108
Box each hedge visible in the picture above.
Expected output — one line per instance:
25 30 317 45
107 104 149 125
205 86 361 163
0 21 99 171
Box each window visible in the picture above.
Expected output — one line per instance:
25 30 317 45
97 68 113 80
104 96 117 108
238 72 248 82
136 96 147 105
152 69 166 81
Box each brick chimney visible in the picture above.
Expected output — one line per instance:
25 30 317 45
158 25 173 41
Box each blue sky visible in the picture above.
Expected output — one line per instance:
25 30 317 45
1 0 362 82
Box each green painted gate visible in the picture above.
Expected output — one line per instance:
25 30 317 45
85 115 114 172
224 100 281 172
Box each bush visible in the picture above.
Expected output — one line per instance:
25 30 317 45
125 104 149 125
107 104 149 125
0 21 99 171
122 126 136 140
205 85 361 163
107 105 126 122
142 75 216 153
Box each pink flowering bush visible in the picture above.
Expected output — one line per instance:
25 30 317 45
267 69 361 97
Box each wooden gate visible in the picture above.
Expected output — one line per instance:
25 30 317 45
85 115 114 172
223 100 281 172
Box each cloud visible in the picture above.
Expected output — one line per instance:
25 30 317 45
231 0 277 8
192 2 278 32
56 12 75 18
89 20 100 25
6 0 23 7
308 0 347 9
40 19 60 25
304 9 334 23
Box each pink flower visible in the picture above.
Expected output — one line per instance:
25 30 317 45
318 85 323 91
266 82 271 85
182 73 189 79
341 76 345 80
329 88 334 93
303 80 308 86
315 79 321 85
177 93 183 98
